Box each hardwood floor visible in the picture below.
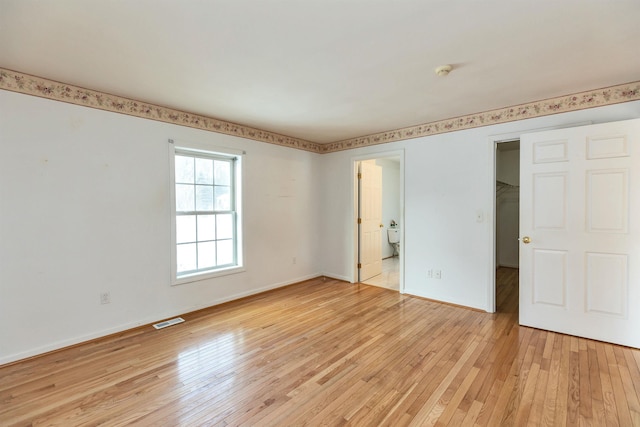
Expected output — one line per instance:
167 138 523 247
2 268 639 426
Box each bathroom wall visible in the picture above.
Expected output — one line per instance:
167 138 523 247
376 158 401 258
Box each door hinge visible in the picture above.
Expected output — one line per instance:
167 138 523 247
357 263 362 269
357 218 362 224
357 172 362 179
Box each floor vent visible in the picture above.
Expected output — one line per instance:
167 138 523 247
153 317 185 330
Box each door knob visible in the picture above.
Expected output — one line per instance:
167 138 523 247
379 224 384 228
521 236 531 244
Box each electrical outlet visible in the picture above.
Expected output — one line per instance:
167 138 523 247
434 270 442 279
427 269 433 278
100 292 111 304
292 256 297 265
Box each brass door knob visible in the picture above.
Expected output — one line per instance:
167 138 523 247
521 236 531 244
379 224 384 228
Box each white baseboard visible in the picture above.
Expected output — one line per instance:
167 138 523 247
321 272 353 283
403 287 485 312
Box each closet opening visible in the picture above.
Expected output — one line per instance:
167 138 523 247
495 140 520 314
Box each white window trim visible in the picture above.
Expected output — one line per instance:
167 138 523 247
168 139 245 286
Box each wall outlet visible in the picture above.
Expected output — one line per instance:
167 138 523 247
427 269 433 278
100 292 111 304
434 270 442 279
292 256 297 265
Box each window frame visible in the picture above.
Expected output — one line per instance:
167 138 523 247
169 139 244 286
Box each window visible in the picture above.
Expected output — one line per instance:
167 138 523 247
170 141 242 283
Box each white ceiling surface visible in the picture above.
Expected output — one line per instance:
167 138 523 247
1 1 639 144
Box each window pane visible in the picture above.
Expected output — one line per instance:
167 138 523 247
197 215 216 241
175 151 240 278
195 158 214 184
217 214 233 239
214 160 231 186
195 185 214 211
176 215 196 244
176 184 195 212
198 241 216 269
177 243 197 272
175 156 194 183
214 186 230 211
217 239 234 265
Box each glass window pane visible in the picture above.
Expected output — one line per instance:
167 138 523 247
175 156 194 183
198 241 216 269
176 215 196 244
217 214 233 239
177 243 197 273
195 185 214 211
197 215 216 241
214 186 230 211
176 184 195 212
175 152 239 277
214 160 231 186
217 239 234 265
195 158 214 184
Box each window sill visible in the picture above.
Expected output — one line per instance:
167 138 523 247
172 265 245 286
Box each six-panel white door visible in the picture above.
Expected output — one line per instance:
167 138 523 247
359 160 383 282
519 118 640 348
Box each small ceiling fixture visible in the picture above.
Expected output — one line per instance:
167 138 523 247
435 65 453 76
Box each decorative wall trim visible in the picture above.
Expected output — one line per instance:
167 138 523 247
1 68 639 154
0 68 321 153
320 81 640 153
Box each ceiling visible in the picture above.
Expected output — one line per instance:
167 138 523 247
1 1 639 144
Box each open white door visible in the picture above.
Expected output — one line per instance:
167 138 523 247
358 160 383 282
520 118 640 348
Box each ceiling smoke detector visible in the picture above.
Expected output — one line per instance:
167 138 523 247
435 65 453 76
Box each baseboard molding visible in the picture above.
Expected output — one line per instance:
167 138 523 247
321 272 353 283
0 272 323 366
403 288 486 312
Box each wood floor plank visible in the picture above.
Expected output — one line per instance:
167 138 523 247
1 270 639 426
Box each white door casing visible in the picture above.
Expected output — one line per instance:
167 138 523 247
519 118 640 348
359 160 383 282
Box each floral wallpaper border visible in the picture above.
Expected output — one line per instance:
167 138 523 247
1 68 639 154
0 68 321 153
321 80 640 153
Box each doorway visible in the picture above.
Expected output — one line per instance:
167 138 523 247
495 140 520 313
353 153 404 292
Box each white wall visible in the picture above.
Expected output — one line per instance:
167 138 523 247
376 158 401 258
0 90 322 364
319 101 640 310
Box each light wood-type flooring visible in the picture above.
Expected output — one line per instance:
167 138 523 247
2 268 640 426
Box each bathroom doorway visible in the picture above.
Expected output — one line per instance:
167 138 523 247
353 153 404 292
